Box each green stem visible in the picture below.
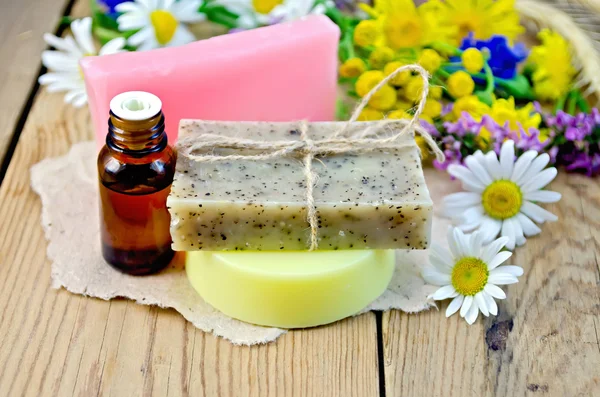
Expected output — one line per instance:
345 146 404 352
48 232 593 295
567 90 578 115
554 94 567 113
482 62 495 94
429 41 461 56
437 68 451 78
574 89 591 113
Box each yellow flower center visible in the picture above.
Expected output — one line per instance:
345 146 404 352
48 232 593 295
384 14 422 49
451 257 489 296
482 180 522 220
252 0 283 14
150 10 178 46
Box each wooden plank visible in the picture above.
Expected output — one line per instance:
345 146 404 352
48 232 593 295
383 174 600 397
0 0 72 168
0 1 381 395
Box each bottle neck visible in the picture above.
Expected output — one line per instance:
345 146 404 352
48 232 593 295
107 111 167 155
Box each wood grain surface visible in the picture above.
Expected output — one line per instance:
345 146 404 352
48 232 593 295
0 0 599 396
0 2 380 396
383 174 600 396
0 0 73 167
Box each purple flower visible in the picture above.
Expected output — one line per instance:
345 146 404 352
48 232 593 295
458 33 528 79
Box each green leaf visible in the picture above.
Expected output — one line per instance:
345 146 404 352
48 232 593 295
495 75 535 100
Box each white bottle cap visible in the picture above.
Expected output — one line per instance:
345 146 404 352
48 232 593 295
109 91 162 121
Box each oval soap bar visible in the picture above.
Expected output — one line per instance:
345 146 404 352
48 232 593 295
186 250 395 328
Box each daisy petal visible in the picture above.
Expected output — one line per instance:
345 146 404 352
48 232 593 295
128 26 153 47
453 228 470 258
443 192 482 209
460 295 473 317
521 201 558 223
481 236 509 264
484 151 503 179
501 219 516 251
488 251 512 270
468 230 484 257
512 218 526 247
524 190 561 203
167 25 196 47
479 216 502 243
465 299 480 324
510 150 537 183
447 227 461 259
43 33 81 56
115 2 142 13
465 156 493 185
422 267 451 286
492 265 524 277
499 140 515 179
488 273 519 285
475 292 489 317
41 51 79 72
521 168 558 193
71 18 96 55
71 91 88 107
430 244 452 264
483 291 498 315
430 255 452 272
484 284 506 299
456 206 484 229
447 164 485 192
117 14 148 31
432 285 458 300
516 213 541 236
99 37 126 56
515 153 549 186
446 295 464 317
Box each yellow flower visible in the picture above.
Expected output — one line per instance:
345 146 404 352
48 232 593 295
353 20 381 47
528 29 576 101
423 100 442 118
358 107 384 121
369 85 397 110
404 76 425 103
359 0 455 49
434 0 524 44
369 46 395 70
383 61 411 86
488 97 541 132
339 58 367 78
476 128 492 150
451 95 490 120
447 71 475 98
388 109 411 120
356 71 384 97
394 99 414 112
429 85 443 100
461 48 484 74
415 136 431 160
355 71 396 110
418 49 442 73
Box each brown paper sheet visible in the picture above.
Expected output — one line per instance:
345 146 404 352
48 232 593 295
30 141 457 345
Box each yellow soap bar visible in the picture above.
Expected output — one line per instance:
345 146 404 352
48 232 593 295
186 250 395 328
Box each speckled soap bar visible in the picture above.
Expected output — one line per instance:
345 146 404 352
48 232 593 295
167 121 433 251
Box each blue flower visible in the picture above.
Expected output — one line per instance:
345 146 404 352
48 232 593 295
458 33 528 79
98 0 130 18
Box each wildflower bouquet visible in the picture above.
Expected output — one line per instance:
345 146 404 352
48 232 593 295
336 0 600 177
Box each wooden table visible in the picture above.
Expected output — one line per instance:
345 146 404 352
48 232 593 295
1 0 599 396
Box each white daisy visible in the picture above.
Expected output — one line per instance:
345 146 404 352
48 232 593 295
423 228 523 325
39 17 126 108
216 0 328 29
442 140 561 250
116 0 206 51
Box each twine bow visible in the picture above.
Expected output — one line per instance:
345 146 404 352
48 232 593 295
179 64 445 251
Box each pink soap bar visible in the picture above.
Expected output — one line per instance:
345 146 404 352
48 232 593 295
81 15 340 148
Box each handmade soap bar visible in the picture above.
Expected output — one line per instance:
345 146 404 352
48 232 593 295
80 15 340 148
186 250 395 328
168 120 433 251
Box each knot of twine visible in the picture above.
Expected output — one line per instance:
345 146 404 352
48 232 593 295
180 64 445 251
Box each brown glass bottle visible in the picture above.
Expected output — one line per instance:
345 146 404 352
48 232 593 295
98 92 176 275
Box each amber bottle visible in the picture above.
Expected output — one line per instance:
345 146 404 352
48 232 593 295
98 91 176 275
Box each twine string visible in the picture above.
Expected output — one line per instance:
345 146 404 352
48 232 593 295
179 64 445 250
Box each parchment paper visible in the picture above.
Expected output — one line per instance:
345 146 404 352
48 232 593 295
30 141 456 345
